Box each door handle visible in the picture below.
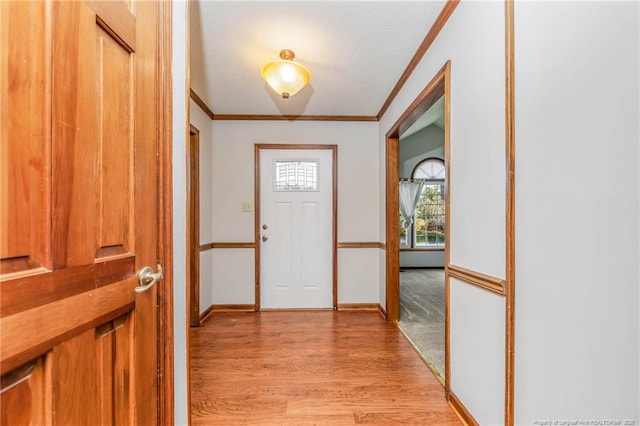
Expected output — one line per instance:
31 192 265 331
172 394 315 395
136 264 163 293
262 235 268 242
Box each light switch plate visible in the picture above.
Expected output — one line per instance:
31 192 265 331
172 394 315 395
241 202 252 212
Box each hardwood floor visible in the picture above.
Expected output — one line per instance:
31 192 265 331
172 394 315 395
190 311 461 425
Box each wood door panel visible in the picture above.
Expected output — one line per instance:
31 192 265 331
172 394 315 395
1 278 135 375
0 316 136 426
52 329 100 425
1 0 164 422
134 287 158 425
97 323 115 426
111 315 133 426
1 256 134 319
97 313 133 426
0 358 48 426
96 26 134 257
88 0 136 53
51 0 99 269
133 0 159 268
0 0 50 273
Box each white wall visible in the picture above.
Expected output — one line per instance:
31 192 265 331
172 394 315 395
450 278 505 423
210 248 255 304
210 120 380 305
401 146 444 178
400 251 445 268
515 2 639 424
378 2 507 424
172 1 189 424
399 124 445 177
189 100 215 314
338 249 380 304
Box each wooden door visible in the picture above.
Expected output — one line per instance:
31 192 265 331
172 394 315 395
259 149 334 309
1 1 166 424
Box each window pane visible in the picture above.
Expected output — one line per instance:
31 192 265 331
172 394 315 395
414 158 445 180
274 160 318 191
414 184 445 247
399 212 409 248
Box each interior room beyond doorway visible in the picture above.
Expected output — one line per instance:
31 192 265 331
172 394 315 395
397 95 446 380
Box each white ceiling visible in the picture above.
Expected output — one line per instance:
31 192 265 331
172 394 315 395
190 1 446 117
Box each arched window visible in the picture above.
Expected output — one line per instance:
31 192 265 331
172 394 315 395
412 157 445 180
400 158 446 248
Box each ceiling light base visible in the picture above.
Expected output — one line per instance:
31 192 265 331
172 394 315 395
279 49 295 61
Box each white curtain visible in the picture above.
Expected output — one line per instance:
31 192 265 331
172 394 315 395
399 179 425 229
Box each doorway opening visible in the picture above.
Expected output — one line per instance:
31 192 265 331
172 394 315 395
398 133 446 379
385 61 451 391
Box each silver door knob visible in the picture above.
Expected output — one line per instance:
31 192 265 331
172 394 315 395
262 224 268 230
262 235 268 242
136 264 163 293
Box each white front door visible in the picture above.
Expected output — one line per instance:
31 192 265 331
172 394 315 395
259 148 334 309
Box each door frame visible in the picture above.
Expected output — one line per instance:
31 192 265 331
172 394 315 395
187 125 200 327
254 144 338 310
385 61 451 393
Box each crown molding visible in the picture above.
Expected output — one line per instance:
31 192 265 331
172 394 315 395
189 88 214 120
212 114 377 122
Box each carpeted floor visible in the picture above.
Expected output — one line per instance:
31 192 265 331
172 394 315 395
398 268 445 378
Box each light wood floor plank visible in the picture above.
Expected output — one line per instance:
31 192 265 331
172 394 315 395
190 311 460 425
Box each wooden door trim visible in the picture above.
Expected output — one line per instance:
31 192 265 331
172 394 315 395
384 135 400 322
254 144 338 310
384 62 450 395
187 125 200 327
443 62 452 397
157 0 174 423
384 62 448 321
504 1 516 424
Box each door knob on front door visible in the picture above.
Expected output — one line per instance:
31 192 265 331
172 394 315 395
262 224 268 230
136 264 163 293
262 235 268 242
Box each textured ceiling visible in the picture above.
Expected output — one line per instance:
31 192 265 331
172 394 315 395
190 1 446 117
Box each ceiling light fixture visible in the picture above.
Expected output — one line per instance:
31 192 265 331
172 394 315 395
261 49 311 99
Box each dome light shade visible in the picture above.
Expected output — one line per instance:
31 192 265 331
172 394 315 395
261 49 311 99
